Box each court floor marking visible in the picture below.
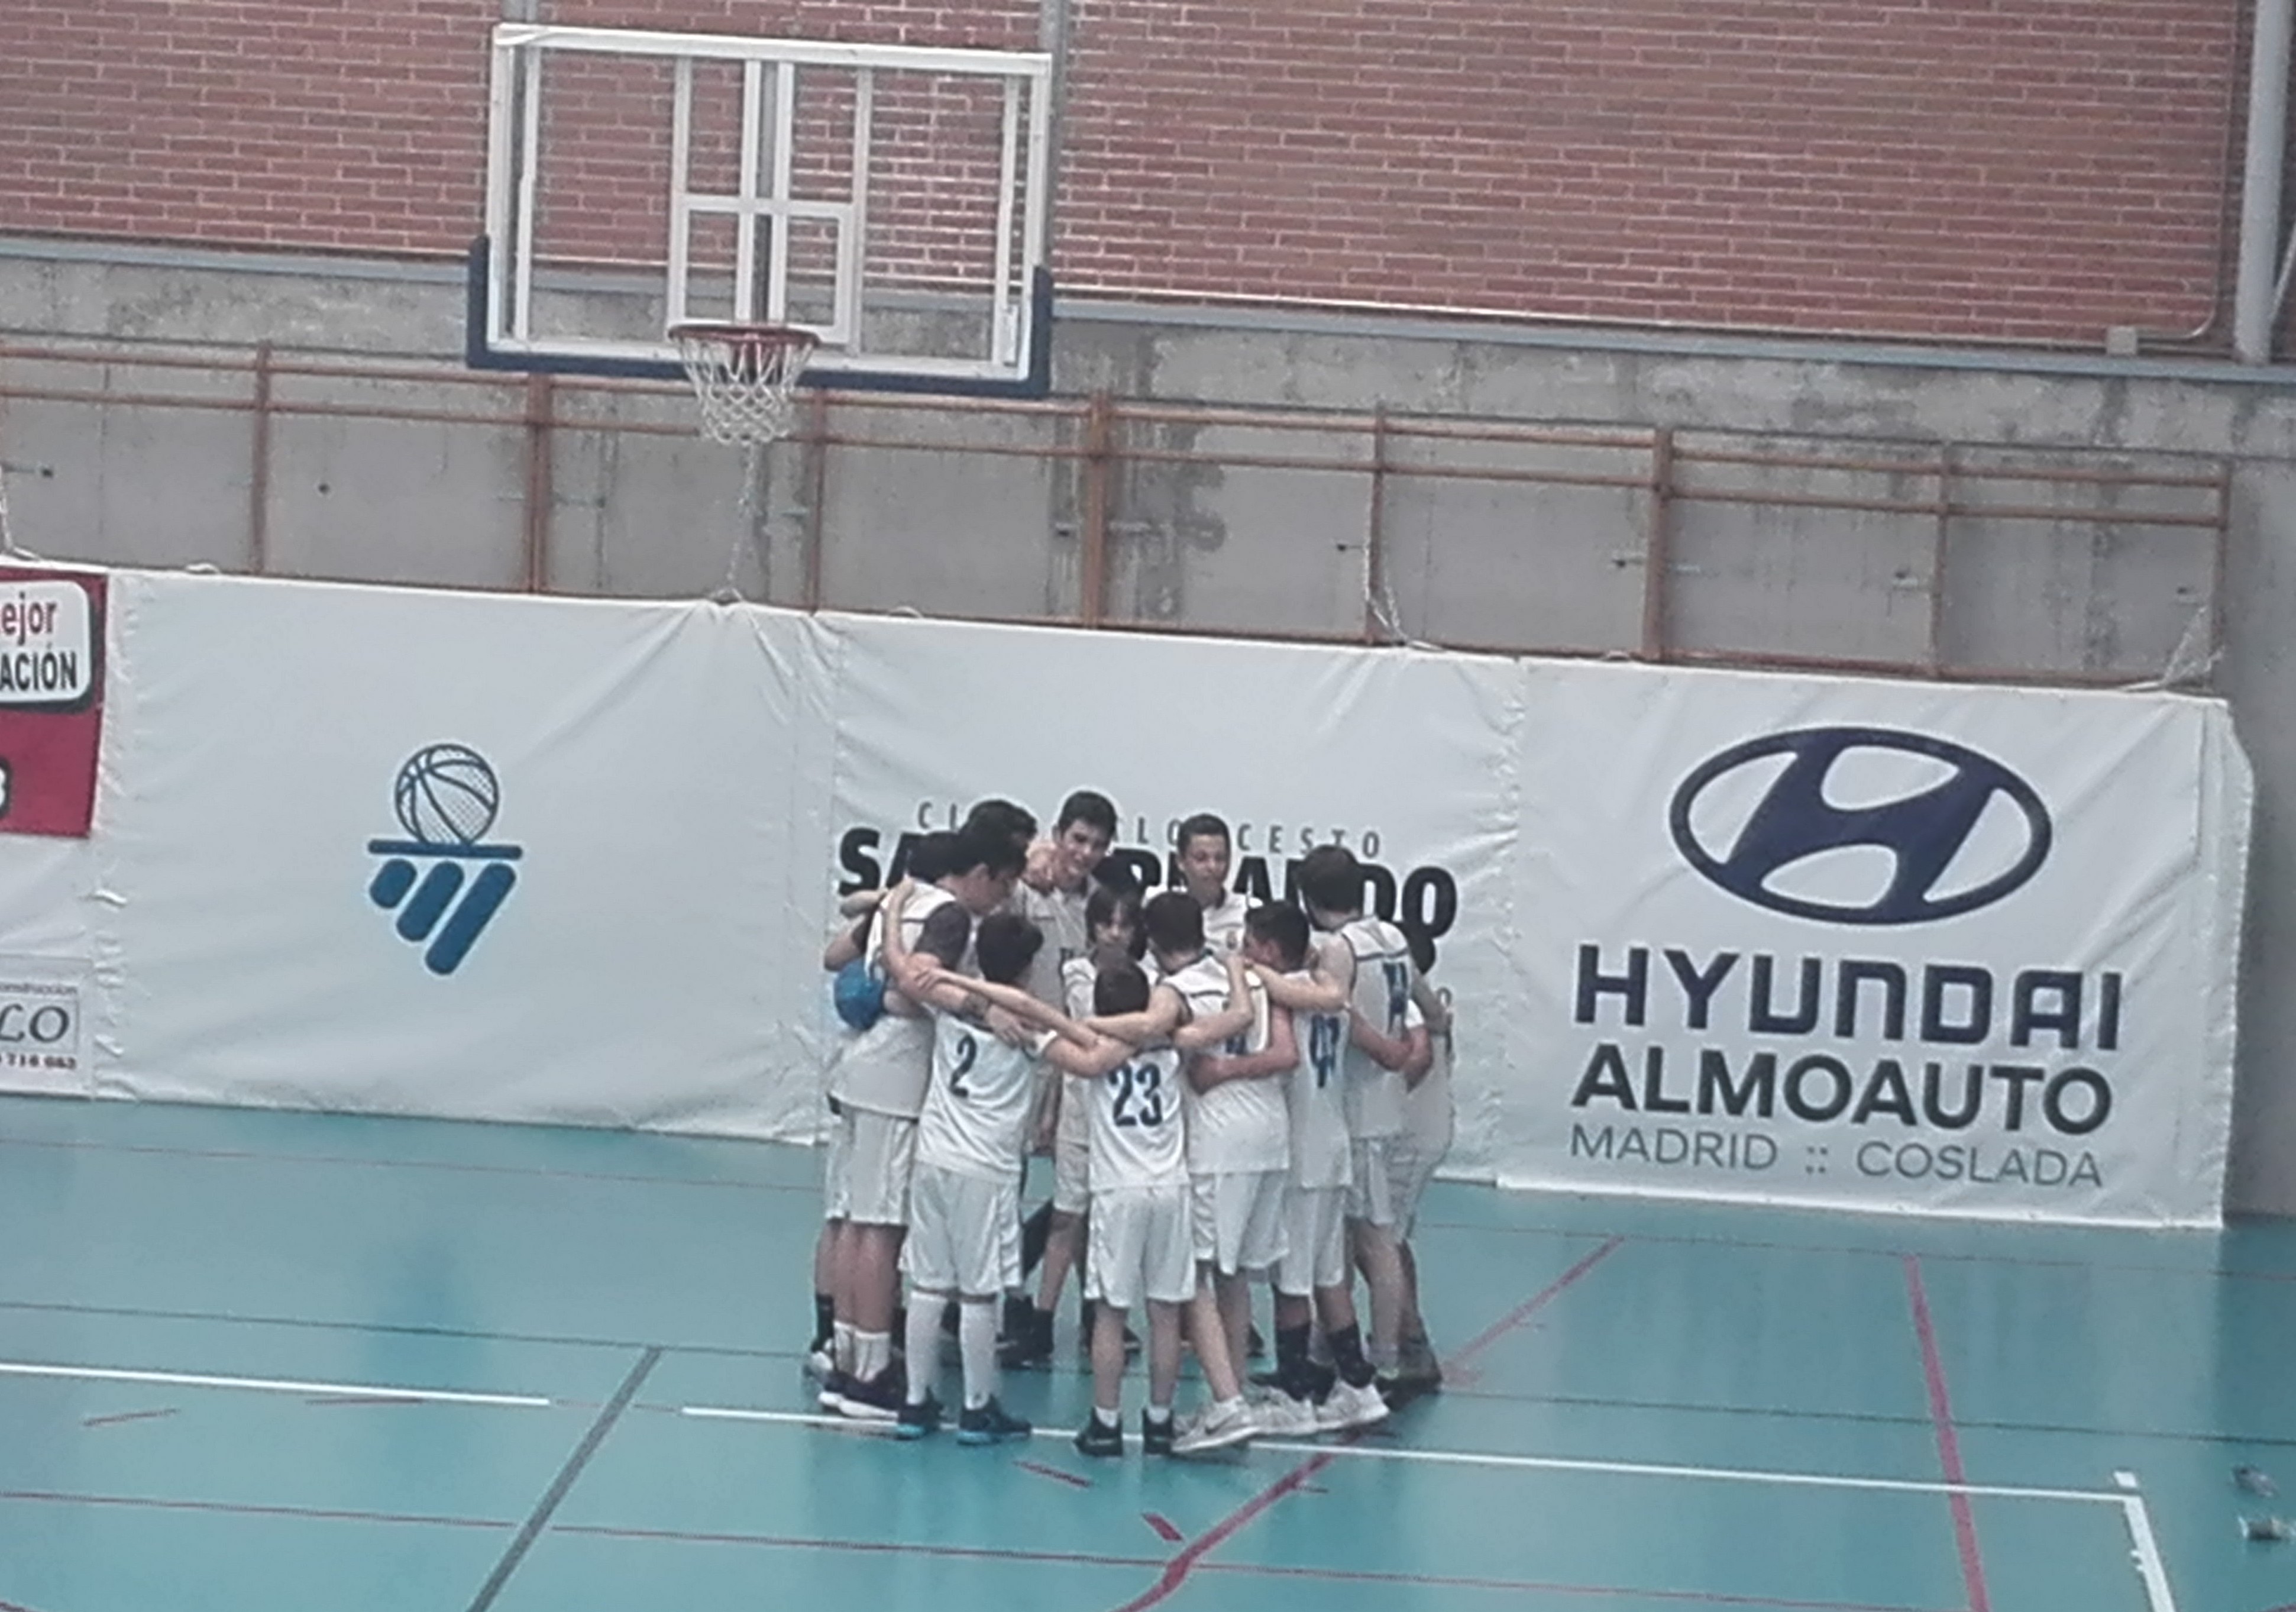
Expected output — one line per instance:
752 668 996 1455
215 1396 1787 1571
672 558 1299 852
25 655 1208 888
0 1359 555 1409
1904 1255 1990 1612
674 1403 2136 1504
2113 1471 2178 1612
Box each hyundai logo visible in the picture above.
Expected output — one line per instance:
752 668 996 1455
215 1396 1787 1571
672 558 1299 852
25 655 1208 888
1668 727 2051 925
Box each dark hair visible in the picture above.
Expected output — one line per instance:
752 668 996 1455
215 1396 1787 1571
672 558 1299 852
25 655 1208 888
1085 881 1147 960
1294 845 1364 915
1176 812 1230 857
948 822 1026 881
974 912 1044 987
1244 901 1311 971
907 830 962 885
1401 918 1437 977
1092 954 1152 1016
1091 858 1143 898
1056 790 1118 839
915 900 974 968
963 797 1039 849
1143 890 1205 957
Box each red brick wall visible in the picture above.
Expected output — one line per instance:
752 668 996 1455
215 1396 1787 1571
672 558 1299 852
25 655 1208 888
0 0 2249 345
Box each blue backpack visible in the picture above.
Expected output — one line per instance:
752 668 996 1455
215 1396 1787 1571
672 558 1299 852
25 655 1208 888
832 956 887 1031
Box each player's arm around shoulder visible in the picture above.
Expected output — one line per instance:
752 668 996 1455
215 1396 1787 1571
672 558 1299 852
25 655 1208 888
1190 1002 1298 1091
1087 981 1186 1047
1171 953 1256 1053
1042 1029 1136 1081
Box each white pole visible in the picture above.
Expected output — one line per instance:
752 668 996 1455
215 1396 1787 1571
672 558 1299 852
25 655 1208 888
2235 0 2293 362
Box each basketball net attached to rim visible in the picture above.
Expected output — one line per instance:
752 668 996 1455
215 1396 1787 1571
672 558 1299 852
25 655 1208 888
668 320 820 600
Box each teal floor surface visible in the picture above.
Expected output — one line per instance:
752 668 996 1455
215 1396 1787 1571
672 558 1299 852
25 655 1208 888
1 1093 2291 1611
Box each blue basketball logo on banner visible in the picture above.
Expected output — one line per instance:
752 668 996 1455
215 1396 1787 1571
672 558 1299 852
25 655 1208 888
366 744 523 975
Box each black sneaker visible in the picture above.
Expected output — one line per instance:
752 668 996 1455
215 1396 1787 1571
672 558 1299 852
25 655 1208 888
956 1397 1033 1445
1073 1414 1124 1458
999 1307 1056 1370
895 1392 943 1440
835 1366 905 1423
1140 1410 1175 1457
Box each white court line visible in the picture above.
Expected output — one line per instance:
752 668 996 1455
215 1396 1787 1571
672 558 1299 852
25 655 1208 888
2113 1471 2179 1612
0 1359 554 1409
677 1401 2123 1503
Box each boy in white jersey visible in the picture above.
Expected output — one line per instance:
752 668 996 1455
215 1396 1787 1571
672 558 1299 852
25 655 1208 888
883 908 1091 1443
1008 876 1144 1370
1003 792 1120 1368
819 828 1023 1422
1291 845 1430 1395
1148 891 1292 1390
1385 921 1454 1391
1236 902 1391 1433
1176 813 1251 954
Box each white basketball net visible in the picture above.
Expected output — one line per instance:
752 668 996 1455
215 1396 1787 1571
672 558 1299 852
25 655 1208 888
671 323 819 446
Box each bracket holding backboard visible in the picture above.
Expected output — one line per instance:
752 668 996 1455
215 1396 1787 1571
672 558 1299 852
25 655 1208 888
467 24 1054 396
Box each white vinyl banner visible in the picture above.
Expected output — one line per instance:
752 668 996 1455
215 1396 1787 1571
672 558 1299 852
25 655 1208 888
96 574 832 1138
1511 661 2249 1226
0 568 2249 1226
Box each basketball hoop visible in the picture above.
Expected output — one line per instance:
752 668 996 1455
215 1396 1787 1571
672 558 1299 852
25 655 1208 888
670 321 819 446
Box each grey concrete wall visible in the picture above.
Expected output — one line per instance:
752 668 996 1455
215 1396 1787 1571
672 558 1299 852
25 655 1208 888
6 237 2296 1214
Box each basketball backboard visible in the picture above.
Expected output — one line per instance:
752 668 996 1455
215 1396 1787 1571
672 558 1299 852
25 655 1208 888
467 24 1053 396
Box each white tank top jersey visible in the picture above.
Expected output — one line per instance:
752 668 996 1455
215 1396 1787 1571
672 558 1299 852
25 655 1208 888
1088 1042 1189 1190
1060 950 1163 1020
1166 954 1288 1174
1201 890 1251 955
864 881 961 983
827 1010 936 1119
1283 971 1354 1191
1013 879 1091 1009
1405 991 1456 1143
1338 915 1415 1139
915 1009 1054 1182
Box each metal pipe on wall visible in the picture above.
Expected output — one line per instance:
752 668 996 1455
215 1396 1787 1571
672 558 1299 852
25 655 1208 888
2235 0 2294 362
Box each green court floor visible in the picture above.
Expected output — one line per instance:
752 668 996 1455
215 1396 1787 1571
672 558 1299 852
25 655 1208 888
0 1092 2291 1612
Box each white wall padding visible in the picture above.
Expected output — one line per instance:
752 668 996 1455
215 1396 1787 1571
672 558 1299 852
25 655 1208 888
0 570 2250 1226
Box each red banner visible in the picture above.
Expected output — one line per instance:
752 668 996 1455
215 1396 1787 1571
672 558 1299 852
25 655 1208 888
0 567 105 837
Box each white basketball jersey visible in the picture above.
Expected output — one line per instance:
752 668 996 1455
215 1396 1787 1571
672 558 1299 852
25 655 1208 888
1166 954 1288 1174
1284 966 1353 1191
1013 880 1091 1009
827 1010 935 1119
1201 890 1251 955
1088 1043 1188 1191
1338 915 1414 1139
1405 989 1456 1146
915 1009 1051 1182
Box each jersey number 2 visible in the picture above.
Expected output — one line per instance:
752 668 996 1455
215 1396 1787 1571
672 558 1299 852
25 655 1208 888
949 1032 978 1098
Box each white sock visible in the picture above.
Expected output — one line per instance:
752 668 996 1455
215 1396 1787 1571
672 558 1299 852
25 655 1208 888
959 1301 1000 1410
855 1329 890 1382
833 1321 856 1372
1146 1402 1172 1424
904 1298 942 1407
1094 1404 1121 1429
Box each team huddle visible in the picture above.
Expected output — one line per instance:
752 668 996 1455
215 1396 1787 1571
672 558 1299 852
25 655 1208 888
809 793 1455 1456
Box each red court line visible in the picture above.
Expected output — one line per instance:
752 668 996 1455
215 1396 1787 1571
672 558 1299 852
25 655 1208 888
1904 1256 1991 1612
1014 1459 1094 1490
80 1407 178 1429
1107 1235 1627 1612
1141 1513 1183 1543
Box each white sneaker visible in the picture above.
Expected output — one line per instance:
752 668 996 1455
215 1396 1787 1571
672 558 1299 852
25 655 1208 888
1251 1390 1320 1436
1172 1395 1257 1456
804 1345 836 1382
1314 1378 1390 1433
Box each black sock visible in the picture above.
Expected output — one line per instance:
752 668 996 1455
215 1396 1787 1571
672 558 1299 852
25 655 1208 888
1328 1323 1376 1389
811 1293 835 1347
1276 1322 1313 1394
